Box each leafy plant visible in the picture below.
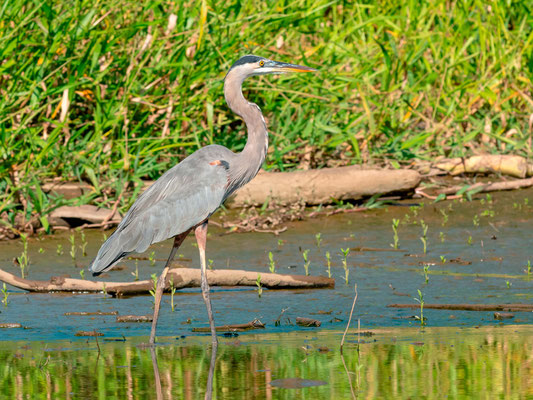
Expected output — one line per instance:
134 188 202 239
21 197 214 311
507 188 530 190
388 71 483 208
149 251 156 267
256 274 263 298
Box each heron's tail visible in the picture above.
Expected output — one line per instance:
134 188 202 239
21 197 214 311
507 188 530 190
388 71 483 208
89 231 129 276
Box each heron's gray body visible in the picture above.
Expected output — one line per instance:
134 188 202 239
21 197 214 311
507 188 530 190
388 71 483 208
90 142 263 274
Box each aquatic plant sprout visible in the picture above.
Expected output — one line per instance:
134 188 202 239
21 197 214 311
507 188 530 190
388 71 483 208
268 252 276 273
303 250 310 276
391 219 400 249
17 234 29 278
414 289 426 327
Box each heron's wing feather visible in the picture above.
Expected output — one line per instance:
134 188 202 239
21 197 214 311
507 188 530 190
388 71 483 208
90 154 229 274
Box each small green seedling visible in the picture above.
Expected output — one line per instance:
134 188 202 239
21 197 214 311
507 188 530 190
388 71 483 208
439 209 448 226
102 283 107 298
69 234 76 261
506 280 511 288
340 248 350 284
80 231 88 256
38 248 44 254
17 234 29 278
414 289 426 327
277 239 284 247
315 233 322 248
391 218 400 249
302 249 310 276
149 274 158 301
420 220 428 254
57 244 63 256
423 264 430 284
208 259 214 270
268 251 276 273
439 232 445 243
1 283 9 306
170 279 177 312
79 270 85 280
325 251 331 278
149 251 156 266
467 236 473 245
131 260 139 281
526 260 531 277
440 255 446 263
473 215 480 226
256 274 263 298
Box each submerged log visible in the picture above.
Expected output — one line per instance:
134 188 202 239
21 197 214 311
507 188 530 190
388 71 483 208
388 303 533 312
0 267 334 296
116 315 153 323
192 319 265 332
296 317 321 327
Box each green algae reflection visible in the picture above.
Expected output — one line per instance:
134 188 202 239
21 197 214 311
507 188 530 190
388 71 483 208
1 326 531 399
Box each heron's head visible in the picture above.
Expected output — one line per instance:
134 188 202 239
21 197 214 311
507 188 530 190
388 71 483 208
227 55 316 79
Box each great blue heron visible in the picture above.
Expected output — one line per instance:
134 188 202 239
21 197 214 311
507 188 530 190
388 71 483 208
89 55 316 346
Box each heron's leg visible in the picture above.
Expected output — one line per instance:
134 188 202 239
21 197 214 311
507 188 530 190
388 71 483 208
195 221 218 346
149 230 190 345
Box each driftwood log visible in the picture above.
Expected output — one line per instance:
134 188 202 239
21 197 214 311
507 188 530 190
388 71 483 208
0 268 334 296
388 303 533 312
226 167 421 207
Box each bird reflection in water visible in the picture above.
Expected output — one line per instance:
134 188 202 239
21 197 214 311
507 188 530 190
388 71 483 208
150 341 218 400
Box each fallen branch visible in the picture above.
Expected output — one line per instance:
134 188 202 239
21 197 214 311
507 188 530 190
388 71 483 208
192 318 265 332
437 177 533 195
0 267 334 296
388 303 533 312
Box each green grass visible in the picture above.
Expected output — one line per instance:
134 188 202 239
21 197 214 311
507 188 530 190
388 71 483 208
1 0 532 235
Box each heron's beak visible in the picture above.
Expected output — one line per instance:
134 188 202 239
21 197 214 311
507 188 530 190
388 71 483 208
266 61 317 73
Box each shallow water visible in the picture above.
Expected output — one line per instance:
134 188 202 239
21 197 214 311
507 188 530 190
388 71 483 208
0 326 531 399
0 188 532 341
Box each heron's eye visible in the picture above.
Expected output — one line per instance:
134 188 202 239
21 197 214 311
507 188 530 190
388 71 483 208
259 60 265 67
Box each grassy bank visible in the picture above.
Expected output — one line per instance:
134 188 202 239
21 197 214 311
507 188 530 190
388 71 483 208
1 0 532 236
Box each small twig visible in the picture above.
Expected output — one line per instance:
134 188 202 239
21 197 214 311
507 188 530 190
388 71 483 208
341 284 358 353
340 284 358 399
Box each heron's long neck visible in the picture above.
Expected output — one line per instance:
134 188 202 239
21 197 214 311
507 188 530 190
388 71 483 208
224 72 268 188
